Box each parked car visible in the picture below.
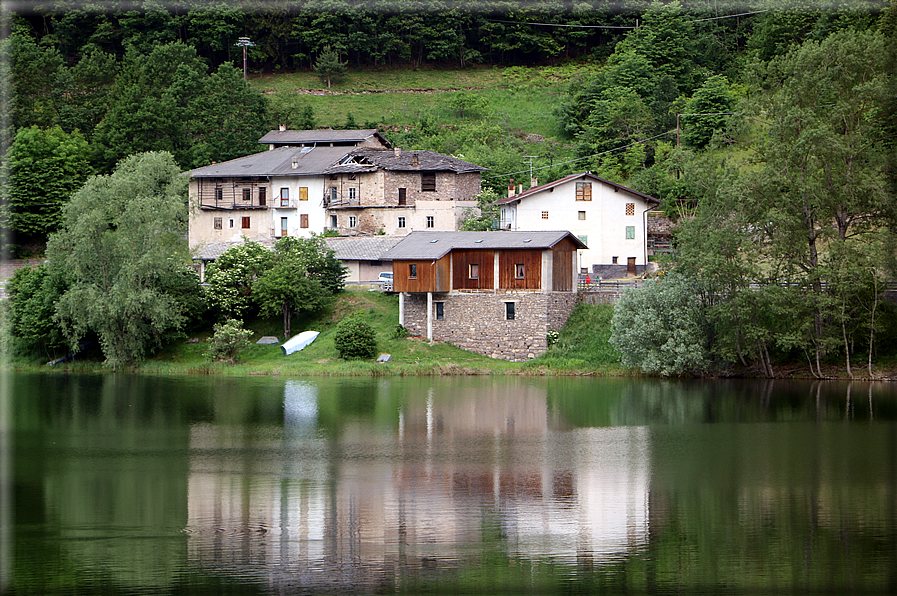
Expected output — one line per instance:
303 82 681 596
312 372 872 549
378 272 393 291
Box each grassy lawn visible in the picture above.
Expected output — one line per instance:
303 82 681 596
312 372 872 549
21 290 627 377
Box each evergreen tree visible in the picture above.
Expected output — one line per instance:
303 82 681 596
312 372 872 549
315 45 346 89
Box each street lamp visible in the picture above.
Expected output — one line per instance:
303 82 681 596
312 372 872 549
235 36 255 81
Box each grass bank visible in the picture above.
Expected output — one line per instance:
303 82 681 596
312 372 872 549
19 291 627 377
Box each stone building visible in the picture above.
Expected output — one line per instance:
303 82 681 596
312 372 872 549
322 148 487 236
381 231 587 361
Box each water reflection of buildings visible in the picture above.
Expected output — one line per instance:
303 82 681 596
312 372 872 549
184 380 650 588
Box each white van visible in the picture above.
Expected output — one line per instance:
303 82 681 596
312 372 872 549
378 272 393 291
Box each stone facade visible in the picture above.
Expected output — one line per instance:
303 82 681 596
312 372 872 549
402 291 580 362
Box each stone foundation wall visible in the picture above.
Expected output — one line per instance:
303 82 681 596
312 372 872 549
403 291 579 361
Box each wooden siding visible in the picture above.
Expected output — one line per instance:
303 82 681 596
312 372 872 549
499 249 542 290
452 249 495 290
195 177 269 210
552 249 574 291
392 257 450 293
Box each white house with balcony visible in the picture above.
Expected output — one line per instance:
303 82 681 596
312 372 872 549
496 172 660 278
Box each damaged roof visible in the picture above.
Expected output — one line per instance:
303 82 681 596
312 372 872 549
323 148 488 175
258 128 391 148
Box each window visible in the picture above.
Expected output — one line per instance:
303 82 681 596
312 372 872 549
626 202 635 216
626 226 635 239
213 217 222 230
409 264 418 279
215 188 223 201
281 217 288 237
398 188 407 205
421 171 436 192
578 235 588 246
515 263 525 279
242 188 251 201
578 211 586 220
280 187 289 207
426 215 434 228
435 302 444 320
349 216 357 228
300 214 309 228
575 181 592 201
299 187 308 201
229 219 234 228
241 217 250 229
330 215 338 228
330 187 337 200
542 211 549 219
398 216 406 228
258 187 266 206
505 302 515 320
469 263 479 279
612 256 618 264
348 187 356 200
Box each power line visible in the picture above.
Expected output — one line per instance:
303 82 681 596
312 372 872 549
487 130 676 179
486 19 635 29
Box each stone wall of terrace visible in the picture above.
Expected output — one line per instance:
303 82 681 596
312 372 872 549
402 291 579 361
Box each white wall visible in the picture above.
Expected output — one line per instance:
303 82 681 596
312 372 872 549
269 175 328 238
507 178 652 271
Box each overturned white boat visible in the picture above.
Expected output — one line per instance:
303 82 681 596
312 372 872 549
281 330 320 356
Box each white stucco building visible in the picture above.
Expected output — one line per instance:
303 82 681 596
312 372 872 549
496 172 660 277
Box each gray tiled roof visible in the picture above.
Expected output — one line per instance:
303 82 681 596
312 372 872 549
193 240 274 261
258 129 390 148
324 148 488 174
189 146 350 178
380 231 587 260
324 236 404 261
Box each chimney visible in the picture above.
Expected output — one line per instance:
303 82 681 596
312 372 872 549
508 178 515 198
394 147 402 158
530 177 538 189
279 124 286 131
291 157 298 169
411 153 419 167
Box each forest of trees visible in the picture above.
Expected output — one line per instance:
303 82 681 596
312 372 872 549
2 0 895 374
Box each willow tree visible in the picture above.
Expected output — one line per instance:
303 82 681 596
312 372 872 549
47 151 200 369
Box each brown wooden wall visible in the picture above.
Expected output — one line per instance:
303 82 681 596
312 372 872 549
498 249 542 290
552 249 574 291
452 249 495 290
392 257 450 292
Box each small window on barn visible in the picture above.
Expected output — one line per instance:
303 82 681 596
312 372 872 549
426 216 434 228
242 188 251 201
213 217 222 230
348 187 356 200
612 256 618 264
578 211 586 220
215 188 223 201
505 302 515 320
398 216 406 228
576 182 592 201
409 264 418 279
469 263 479 279
421 171 436 192
542 211 549 219
435 302 444 321
626 202 635 216
626 226 635 239
515 263 525 279
241 217 250 229
229 219 234 228
349 216 357 228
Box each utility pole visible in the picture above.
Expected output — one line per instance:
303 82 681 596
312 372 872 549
523 155 538 188
235 37 255 81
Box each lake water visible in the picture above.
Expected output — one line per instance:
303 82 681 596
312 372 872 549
3 373 897 595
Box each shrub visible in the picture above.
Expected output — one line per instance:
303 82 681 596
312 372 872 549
391 324 410 340
203 319 253 364
334 314 377 360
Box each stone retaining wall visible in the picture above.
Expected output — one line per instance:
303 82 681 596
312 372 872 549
403 291 579 361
